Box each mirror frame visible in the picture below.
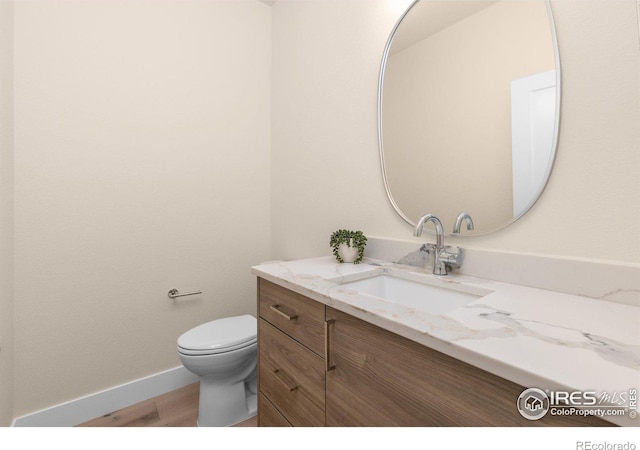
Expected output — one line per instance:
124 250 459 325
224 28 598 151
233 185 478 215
377 0 562 236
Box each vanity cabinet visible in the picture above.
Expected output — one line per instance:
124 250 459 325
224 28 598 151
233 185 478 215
325 307 608 426
257 278 610 427
257 279 326 426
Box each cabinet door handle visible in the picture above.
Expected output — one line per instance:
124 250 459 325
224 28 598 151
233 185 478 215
273 368 298 392
325 319 335 371
269 304 298 321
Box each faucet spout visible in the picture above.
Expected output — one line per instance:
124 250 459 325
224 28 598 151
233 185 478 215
453 212 474 234
414 213 444 250
414 213 447 275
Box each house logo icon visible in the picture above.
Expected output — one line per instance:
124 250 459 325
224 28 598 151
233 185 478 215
525 395 543 411
517 388 550 420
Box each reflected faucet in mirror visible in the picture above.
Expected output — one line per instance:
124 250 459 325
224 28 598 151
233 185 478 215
453 212 474 234
414 213 463 276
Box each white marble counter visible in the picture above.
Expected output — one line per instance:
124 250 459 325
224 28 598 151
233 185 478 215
252 256 640 426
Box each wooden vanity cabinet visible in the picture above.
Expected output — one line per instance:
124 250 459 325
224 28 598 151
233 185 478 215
257 278 610 427
326 306 526 426
257 279 326 426
324 307 609 427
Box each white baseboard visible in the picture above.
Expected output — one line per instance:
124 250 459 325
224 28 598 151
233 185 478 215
12 366 198 427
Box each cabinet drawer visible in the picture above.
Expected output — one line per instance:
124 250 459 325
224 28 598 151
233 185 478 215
258 392 291 427
258 278 325 355
259 319 325 427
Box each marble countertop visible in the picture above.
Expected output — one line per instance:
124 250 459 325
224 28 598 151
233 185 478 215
252 256 640 426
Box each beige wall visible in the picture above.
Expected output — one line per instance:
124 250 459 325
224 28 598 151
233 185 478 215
13 0 271 417
271 0 640 264
0 0 14 427
384 1 555 231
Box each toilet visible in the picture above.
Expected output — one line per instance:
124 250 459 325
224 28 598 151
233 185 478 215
177 314 257 426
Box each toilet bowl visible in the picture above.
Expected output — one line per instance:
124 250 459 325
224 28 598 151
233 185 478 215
177 314 257 426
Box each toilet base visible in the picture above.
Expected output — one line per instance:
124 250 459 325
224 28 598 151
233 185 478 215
197 378 257 427
197 398 257 427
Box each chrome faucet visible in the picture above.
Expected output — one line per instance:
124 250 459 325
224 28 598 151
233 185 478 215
453 212 474 234
414 213 463 276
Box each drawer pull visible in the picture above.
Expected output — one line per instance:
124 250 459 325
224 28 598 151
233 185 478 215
273 369 298 392
325 319 335 371
269 304 298 321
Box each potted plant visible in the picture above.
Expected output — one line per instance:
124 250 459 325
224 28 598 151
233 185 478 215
330 229 367 264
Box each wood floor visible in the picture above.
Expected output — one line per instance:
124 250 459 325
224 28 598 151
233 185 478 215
76 382 257 427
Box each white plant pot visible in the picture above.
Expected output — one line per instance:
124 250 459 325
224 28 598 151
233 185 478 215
337 242 359 263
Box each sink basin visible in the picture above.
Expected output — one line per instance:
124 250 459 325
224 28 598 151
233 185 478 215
337 272 489 315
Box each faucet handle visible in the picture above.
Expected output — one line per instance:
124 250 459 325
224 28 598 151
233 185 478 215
419 243 437 255
439 246 464 272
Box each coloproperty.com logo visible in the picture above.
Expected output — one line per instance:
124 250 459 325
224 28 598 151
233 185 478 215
517 387 638 421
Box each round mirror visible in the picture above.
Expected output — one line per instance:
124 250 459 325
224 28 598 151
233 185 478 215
378 0 561 236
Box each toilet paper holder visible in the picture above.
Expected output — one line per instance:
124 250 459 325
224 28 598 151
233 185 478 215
168 288 202 299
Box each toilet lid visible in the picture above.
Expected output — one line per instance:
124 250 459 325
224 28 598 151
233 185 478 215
177 314 257 356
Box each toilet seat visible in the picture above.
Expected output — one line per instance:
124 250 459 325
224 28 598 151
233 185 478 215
177 314 257 356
